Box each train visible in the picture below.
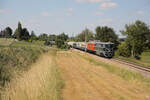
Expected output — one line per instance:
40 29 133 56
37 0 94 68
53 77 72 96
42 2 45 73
68 41 114 58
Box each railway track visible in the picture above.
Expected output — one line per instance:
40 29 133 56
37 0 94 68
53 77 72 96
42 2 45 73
73 48 150 74
111 58 150 73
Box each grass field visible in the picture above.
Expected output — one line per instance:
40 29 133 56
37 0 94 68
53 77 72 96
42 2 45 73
2 49 63 100
76 51 150 85
115 50 150 68
0 38 15 47
0 38 48 88
57 50 150 100
0 38 63 100
1 38 150 100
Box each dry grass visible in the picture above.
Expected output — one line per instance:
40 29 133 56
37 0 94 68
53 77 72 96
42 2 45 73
1 49 63 100
0 38 15 47
57 50 150 100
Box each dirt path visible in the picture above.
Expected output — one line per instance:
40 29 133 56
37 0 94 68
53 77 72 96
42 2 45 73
56 51 150 100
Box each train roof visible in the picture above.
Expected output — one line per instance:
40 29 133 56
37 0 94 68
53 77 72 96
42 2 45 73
88 41 114 44
68 41 114 44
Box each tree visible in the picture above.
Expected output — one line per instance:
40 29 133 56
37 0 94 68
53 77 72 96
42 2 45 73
76 28 94 42
116 42 131 57
48 34 57 41
55 38 65 48
31 31 36 38
55 33 69 49
0 31 4 37
95 26 118 43
30 31 37 41
120 20 150 59
3 27 13 38
57 33 68 41
22 28 30 41
14 22 23 40
38 33 48 41
144 32 150 49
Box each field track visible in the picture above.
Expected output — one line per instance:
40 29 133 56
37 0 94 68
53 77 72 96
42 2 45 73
56 50 150 100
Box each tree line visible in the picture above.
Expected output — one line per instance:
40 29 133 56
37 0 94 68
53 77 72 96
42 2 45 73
0 22 69 49
0 22 38 42
73 26 119 49
73 20 150 59
117 20 150 59
1 20 150 59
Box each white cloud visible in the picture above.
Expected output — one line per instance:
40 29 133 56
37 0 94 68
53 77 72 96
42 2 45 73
76 0 104 3
41 12 52 17
136 10 144 15
100 1 118 9
94 12 104 16
75 0 118 10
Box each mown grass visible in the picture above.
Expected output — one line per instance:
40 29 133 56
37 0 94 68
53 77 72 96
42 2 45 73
115 50 150 68
76 52 150 87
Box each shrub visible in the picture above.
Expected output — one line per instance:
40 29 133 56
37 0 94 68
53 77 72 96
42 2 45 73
60 44 70 50
55 39 64 48
116 42 131 57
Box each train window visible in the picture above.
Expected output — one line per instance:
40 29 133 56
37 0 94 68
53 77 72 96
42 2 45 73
105 44 114 48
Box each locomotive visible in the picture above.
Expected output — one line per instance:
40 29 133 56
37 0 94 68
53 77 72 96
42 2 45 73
68 41 114 58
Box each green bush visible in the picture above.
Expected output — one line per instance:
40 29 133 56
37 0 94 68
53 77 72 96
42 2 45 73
55 39 64 48
60 44 70 50
116 42 131 57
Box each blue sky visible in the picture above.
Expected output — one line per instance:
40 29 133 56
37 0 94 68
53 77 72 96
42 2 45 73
0 0 150 37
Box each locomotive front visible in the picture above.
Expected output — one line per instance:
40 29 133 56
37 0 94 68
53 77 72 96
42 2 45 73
94 42 114 58
103 43 114 58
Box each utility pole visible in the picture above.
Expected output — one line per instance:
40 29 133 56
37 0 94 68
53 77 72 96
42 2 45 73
85 27 87 52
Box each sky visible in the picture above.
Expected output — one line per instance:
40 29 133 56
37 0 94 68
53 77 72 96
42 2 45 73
0 0 150 37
